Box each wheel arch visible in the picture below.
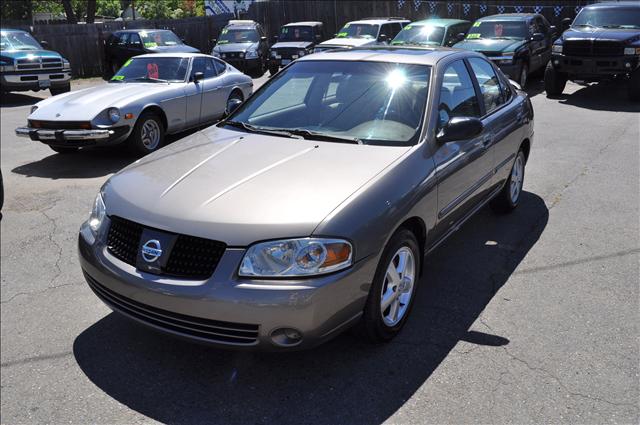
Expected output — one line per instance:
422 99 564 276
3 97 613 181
396 216 427 276
520 138 531 163
139 104 168 131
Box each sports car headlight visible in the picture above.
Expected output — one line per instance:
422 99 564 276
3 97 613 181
552 45 563 54
107 107 120 123
88 192 106 234
239 238 353 277
245 49 258 59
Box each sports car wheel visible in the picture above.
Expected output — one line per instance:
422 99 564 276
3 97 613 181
357 228 420 343
491 149 526 213
129 112 164 156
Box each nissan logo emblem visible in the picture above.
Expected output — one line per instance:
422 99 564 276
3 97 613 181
141 239 162 263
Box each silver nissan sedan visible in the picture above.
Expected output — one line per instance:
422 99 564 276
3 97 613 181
79 47 534 350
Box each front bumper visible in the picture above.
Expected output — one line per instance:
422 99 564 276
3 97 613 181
15 126 130 147
221 56 261 71
269 54 303 68
1 70 71 92
78 219 377 351
551 54 640 78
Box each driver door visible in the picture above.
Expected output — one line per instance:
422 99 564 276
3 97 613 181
185 57 205 127
199 58 227 123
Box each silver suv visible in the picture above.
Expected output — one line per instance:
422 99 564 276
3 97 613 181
314 17 410 52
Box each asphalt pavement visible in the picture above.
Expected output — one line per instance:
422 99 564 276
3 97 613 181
1 74 638 424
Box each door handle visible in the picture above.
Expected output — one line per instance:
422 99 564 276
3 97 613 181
482 134 493 147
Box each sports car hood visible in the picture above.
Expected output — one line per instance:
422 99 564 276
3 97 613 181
29 83 177 121
214 42 257 53
146 44 199 53
561 27 640 43
318 37 376 48
454 38 525 54
271 41 314 50
103 127 410 246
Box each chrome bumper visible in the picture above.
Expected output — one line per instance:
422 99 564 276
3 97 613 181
15 127 113 141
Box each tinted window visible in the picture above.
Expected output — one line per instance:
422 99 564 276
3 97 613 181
438 60 481 129
573 7 640 29
139 30 183 48
213 58 227 74
336 23 378 39
468 58 505 114
128 33 142 46
118 33 129 45
279 26 313 42
379 24 392 39
466 20 529 40
218 28 259 43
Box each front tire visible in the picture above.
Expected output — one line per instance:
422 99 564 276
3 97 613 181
358 228 420 343
491 149 526 213
49 83 71 96
268 64 279 76
544 62 568 97
128 112 164 156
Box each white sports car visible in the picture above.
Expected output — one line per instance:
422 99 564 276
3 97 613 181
16 53 253 155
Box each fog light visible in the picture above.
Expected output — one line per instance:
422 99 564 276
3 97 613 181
625 62 631 69
554 59 560 65
270 327 303 347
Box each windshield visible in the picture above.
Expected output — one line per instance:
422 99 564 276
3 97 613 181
573 7 640 29
227 60 431 146
336 23 379 39
392 24 445 45
139 30 183 48
465 20 529 40
110 57 190 83
278 26 314 42
0 31 42 51
218 28 259 44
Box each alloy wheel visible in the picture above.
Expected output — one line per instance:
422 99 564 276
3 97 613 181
380 246 415 327
510 154 524 203
141 119 161 151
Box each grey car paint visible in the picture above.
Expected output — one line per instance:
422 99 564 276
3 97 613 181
17 53 253 147
79 47 534 350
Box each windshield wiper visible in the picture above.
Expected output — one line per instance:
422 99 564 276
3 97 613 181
221 120 300 138
573 23 597 29
131 76 168 83
287 128 363 145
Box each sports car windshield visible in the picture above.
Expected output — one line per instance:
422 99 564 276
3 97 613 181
466 21 528 39
218 29 259 43
392 25 445 45
138 30 183 48
227 60 431 146
278 26 314 42
573 7 640 28
0 32 42 51
110 57 190 83
336 24 378 39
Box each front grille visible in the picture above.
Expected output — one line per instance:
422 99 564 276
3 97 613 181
85 272 260 345
222 52 242 59
29 120 92 129
16 58 63 70
564 40 624 57
106 216 227 279
275 48 299 59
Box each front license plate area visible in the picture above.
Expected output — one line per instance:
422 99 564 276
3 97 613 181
135 228 178 275
38 80 51 89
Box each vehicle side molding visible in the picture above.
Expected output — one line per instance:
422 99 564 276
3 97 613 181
436 117 484 143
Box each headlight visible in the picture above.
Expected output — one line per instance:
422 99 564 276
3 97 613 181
88 192 106 234
624 47 640 55
0 62 14 72
245 49 258 59
552 45 563 54
298 50 306 56
62 58 71 70
107 107 120 123
239 238 353 277
30 105 38 114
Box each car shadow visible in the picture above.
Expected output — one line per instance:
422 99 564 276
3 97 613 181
524 78 545 98
0 92 44 107
73 191 548 424
555 80 640 112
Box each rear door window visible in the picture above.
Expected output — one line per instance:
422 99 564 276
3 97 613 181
467 57 506 114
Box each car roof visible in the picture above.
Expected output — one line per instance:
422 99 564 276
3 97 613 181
408 18 470 27
348 18 410 25
284 21 323 27
299 46 481 66
116 29 173 33
478 13 537 21
584 1 640 8
134 52 212 59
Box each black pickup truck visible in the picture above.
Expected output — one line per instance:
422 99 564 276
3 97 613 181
544 2 640 100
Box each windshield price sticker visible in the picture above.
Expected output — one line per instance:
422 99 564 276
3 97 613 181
337 32 348 37
144 42 157 48
111 75 124 80
466 33 481 39
123 59 132 67
473 21 481 27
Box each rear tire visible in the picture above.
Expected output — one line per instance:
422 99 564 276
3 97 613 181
544 62 568 97
49 146 79 154
268 65 279 76
491 149 526 213
629 69 640 101
128 112 165 156
49 83 71 96
356 228 420 343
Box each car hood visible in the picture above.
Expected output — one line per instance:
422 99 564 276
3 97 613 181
103 127 410 246
454 38 525 54
319 38 376 48
29 83 177 121
561 27 640 43
0 49 63 60
214 42 257 53
146 44 199 53
271 41 314 50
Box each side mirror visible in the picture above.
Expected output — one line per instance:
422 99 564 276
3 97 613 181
192 71 204 82
225 98 243 116
260 36 267 42
212 38 217 44
40 40 49 48
549 25 557 34
531 32 545 41
561 18 572 32
456 32 466 41
437 117 483 143
378 34 388 43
